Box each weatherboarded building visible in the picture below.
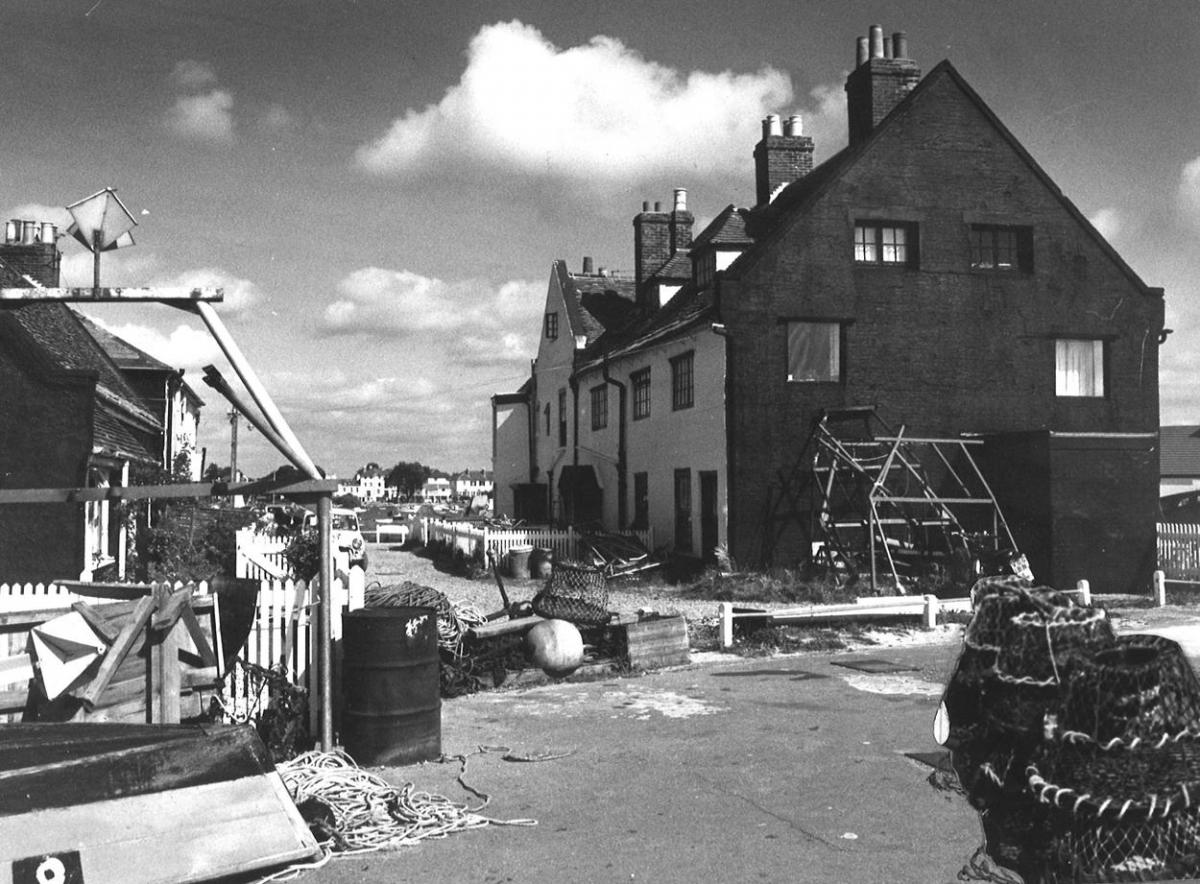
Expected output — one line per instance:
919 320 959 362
493 26 1164 594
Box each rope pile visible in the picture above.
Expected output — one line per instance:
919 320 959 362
256 749 537 882
364 582 486 657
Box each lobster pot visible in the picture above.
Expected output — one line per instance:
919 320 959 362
1060 633 1200 744
341 607 440 767
1026 736 1200 882
531 561 609 626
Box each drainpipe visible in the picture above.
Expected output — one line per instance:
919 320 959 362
601 356 628 528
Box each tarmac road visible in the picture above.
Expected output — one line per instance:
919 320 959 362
298 635 983 884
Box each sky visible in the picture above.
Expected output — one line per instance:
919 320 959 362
2 1 1198 480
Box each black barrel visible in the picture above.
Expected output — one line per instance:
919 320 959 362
341 607 441 766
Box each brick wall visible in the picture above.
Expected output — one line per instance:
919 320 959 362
634 207 670 304
755 135 815 205
0 324 92 581
723 67 1163 575
0 242 60 287
846 58 922 144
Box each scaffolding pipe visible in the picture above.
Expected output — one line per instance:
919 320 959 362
318 493 334 751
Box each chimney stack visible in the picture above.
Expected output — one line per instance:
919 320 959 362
582 256 594 275
634 199 670 296
754 112 814 206
845 25 921 146
0 217 61 286
669 187 693 254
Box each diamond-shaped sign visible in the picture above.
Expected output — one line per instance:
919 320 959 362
65 187 137 252
30 610 108 700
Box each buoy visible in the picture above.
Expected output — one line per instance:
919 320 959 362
526 619 584 678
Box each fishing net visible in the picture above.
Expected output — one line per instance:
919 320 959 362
531 561 610 626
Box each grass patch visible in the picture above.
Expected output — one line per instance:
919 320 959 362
679 567 862 606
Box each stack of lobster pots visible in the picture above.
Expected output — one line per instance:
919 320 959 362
942 575 1200 883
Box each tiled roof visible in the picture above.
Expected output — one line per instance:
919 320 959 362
1160 425 1200 477
557 260 640 346
73 310 171 372
691 205 753 248
652 252 692 281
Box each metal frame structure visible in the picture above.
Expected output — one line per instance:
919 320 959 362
0 284 339 749
773 407 1018 593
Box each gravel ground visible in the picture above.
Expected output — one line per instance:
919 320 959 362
365 542 732 623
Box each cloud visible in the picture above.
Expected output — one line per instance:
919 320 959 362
1088 207 1122 242
81 315 223 375
170 60 219 91
4 202 73 230
355 20 794 183
149 267 262 316
59 249 159 288
1178 157 1200 229
320 268 541 347
167 90 234 142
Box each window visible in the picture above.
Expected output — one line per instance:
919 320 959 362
544 312 558 339
1056 339 1105 397
786 322 841 382
670 351 694 410
854 221 916 266
590 385 608 430
674 469 693 552
558 388 567 447
632 368 651 420
633 472 649 529
970 225 1032 272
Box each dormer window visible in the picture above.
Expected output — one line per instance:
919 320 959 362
854 221 917 267
544 312 559 339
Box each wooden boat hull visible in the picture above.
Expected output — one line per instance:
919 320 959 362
0 723 319 884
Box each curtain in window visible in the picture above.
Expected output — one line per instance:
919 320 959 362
787 322 839 382
1055 339 1103 396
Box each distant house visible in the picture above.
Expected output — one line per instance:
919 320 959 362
419 476 452 502
453 469 493 499
493 26 1164 595
0 222 167 582
1160 426 1200 496
354 463 386 502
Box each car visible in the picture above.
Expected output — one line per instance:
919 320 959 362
303 507 368 570
397 502 422 516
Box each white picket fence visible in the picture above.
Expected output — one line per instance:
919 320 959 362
0 570 365 734
1159 522 1200 580
424 519 655 564
236 528 292 580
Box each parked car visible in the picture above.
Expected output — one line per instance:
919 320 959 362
303 507 368 570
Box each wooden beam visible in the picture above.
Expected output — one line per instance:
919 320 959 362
0 286 223 302
0 477 338 505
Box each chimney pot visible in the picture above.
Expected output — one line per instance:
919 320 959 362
893 31 907 59
869 24 884 58
765 113 782 137
21 220 37 245
40 222 56 245
883 36 893 59
582 256 594 275
673 188 687 212
4 220 18 243
784 115 803 137
653 201 662 212
856 36 869 67
642 200 650 212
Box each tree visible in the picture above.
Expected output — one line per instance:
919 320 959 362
203 462 229 483
387 461 432 499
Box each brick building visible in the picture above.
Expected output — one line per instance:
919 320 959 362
493 26 1164 594
0 221 181 582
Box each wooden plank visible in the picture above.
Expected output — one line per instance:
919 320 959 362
151 622 183 724
79 595 156 710
0 773 318 884
468 614 546 639
624 616 689 670
69 601 121 643
0 477 338 505
0 285 223 302
0 654 34 682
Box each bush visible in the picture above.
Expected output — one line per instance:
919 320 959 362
284 530 321 582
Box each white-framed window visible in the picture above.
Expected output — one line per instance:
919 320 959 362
1055 338 1105 397
787 322 841 383
854 221 916 266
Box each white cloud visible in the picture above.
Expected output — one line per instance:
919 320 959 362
167 90 234 142
83 315 223 374
320 268 541 344
1088 207 1122 242
170 60 219 91
149 267 262 316
355 20 794 183
1178 157 1200 229
59 249 159 288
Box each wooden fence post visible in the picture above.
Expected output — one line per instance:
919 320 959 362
1154 570 1167 607
719 602 734 649
1075 579 1091 607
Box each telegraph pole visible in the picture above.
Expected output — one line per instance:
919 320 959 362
229 410 239 489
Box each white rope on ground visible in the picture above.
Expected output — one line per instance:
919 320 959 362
254 748 539 882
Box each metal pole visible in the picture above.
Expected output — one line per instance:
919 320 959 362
195 301 321 479
318 492 334 750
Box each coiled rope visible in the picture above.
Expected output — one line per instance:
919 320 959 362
255 748 540 881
